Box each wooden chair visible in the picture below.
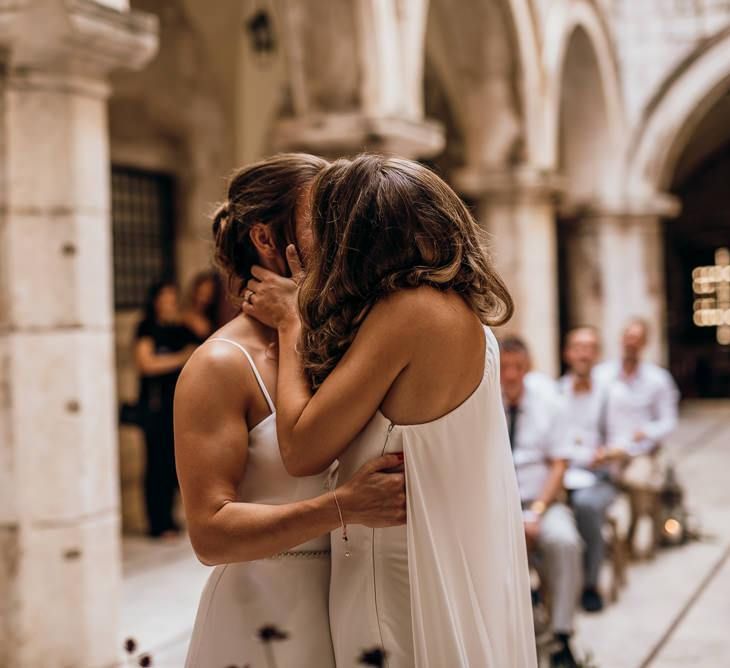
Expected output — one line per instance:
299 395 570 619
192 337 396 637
624 484 663 559
620 452 665 559
529 563 557 666
604 514 629 602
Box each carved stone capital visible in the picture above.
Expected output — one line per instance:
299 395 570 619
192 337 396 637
272 112 445 159
451 164 563 205
573 192 681 221
0 0 158 82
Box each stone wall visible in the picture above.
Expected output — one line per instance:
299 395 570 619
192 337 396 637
0 2 158 664
110 0 236 533
610 0 730 123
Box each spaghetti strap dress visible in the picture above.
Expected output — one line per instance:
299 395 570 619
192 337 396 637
184 338 336 668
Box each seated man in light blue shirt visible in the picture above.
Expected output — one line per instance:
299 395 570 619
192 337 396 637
596 318 680 555
595 318 680 460
501 337 582 668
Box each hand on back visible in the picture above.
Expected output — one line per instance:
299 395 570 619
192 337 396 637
337 454 407 528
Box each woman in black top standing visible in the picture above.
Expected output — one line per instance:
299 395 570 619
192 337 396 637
135 281 196 538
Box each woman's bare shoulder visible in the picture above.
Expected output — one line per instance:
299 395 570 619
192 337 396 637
372 286 444 316
357 288 433 342
371 287 465 331
177 338 261 405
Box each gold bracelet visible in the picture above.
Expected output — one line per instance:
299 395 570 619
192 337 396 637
332 490 351 558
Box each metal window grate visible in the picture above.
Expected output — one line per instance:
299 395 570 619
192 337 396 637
111 167 176 309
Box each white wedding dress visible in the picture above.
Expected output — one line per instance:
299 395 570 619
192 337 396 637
329 327 537 667
185 339 336 668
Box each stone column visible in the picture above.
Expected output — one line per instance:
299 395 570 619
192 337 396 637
272 0 443 158
454 167 561 376
0 3 157 667
594 213 668 364
558 215 604 333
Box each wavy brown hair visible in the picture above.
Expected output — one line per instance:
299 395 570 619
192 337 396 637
212 153 328 301
299 154 514 388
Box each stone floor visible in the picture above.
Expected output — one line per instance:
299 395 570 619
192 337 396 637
120 401 730 668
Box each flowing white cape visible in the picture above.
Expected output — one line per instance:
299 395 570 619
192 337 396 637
403 330 537 667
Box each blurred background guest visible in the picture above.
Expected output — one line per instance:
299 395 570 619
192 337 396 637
596 318 680 482
559 326 616 613
500 336 583 668
182 271 223 343
596 318 681 553
135 281 197 539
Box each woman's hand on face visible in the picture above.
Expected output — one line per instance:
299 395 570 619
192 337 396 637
337 454 407 529
242 245 303 329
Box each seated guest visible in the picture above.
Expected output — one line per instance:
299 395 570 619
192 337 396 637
501 337 583 668
559 326 616 613
596 318 680 475
596 318 680 553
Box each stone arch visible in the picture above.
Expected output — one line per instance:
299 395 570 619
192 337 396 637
626 27 730 395
111 0 232 275
272 0 443 158
543 2 627 355
424 0 543 171
543 0 625 201
627 26 730 203
503 0 545 165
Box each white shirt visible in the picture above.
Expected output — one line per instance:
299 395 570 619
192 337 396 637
557 372 609 488
595 360 680 456
504 377 573 503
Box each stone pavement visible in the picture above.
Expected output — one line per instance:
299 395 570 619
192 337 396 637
120 401 730 668
120 536 208 667
574 400 730 668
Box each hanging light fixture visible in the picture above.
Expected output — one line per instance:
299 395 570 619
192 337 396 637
692 247 730 344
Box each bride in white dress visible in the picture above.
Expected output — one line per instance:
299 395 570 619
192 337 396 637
174 154 407 668
244 154 538 667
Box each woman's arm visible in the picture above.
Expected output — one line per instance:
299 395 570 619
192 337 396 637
534 458 568 510
135 337 192 376
175 344 406 566
275 312 408 475
243 263 419 476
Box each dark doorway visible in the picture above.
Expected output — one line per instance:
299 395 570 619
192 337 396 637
665 143 730 398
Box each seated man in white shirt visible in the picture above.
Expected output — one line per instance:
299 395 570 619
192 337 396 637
500 337 583 668
559 326 616 613
595 318 680 549
596 318 680 473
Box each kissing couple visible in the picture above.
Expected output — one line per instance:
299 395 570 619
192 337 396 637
175 153 537 667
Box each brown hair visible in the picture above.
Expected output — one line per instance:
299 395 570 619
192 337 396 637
564 325 600 347
623 316 650 339
186 270 222 326
499 336 530 357
212 153 328 300
299 154 514 388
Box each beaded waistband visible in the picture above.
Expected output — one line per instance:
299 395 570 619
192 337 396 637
267 549 331 560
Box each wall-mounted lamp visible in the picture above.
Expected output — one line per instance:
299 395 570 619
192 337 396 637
246 8 276 62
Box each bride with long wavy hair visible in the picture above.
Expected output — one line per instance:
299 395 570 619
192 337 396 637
299 156 513 388
244 153 537 667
